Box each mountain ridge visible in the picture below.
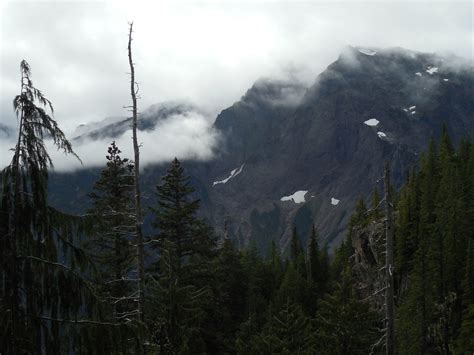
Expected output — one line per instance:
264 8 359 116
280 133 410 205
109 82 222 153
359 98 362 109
47 46 474 253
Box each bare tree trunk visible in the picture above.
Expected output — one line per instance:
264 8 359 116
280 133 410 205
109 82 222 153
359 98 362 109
127 22 146 325
384 162 395 355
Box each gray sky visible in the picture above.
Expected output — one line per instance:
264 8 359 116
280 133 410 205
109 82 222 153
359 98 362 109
0 0 472 170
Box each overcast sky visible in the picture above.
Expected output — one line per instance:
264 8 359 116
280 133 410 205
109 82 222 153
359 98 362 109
1 0 472 130
0 0 472 169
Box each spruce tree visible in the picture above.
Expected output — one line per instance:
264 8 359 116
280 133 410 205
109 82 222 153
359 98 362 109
148 158 215 351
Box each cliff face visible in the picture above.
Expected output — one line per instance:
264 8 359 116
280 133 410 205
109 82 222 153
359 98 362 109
49 46 474 254
204 46 473 252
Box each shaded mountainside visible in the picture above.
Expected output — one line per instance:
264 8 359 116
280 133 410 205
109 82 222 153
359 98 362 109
49 46 474 254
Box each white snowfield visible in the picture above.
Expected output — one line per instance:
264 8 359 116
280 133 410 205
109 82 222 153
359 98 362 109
358 48 376 56
409 106 416 111
411 111 416 115
415 72 422 77
443 78 449 82
331 197 340 206
281 190 308 203
213 164 244 186
377 131 387 138
364 118 379 126
426 66 439 75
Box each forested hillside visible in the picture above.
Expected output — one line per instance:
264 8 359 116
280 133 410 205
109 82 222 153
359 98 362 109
1 68 473 353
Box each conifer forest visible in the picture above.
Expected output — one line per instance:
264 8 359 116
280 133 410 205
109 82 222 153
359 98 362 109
1 20 474 355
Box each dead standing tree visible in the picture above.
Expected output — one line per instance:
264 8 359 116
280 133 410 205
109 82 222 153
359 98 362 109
127 22 146 325
384 162 395 355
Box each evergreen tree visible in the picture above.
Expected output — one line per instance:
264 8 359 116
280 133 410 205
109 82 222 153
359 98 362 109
0 60 104 353
147 158 215 351
85 142 138 351
308 224 321 286
455 304 474 353
316 266 380 354
253 302 317 354
395 169 420 284
290 225 302 262
208 238 247 352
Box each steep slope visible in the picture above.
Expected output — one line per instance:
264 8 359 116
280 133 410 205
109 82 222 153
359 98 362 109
205 46 474 252
48 46 474 254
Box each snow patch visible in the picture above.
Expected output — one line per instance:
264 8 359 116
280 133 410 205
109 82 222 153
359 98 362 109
411 111 416 115
213 164 244 186
281 190 308 204
364 118 379 126
443 78 449 82
358 48 376 56
331 198 340 206
409 106 416 111
377 131 387 138
426 66 438 75
415 72 422 77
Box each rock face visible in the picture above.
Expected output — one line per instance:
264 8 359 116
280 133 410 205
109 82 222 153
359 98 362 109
49 46 474 254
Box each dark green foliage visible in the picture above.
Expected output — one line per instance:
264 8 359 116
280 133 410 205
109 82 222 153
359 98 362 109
0 60 103 354
238 302 317 354
150 158 214 265
455 304 474 353
396 135 474 354
316 267 381 354
290 225 302 262
147 158 216 352
85 142 138 351
3 65 472 355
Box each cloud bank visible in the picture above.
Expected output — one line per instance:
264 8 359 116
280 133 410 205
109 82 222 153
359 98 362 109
0 112 220 172
1 1 472 132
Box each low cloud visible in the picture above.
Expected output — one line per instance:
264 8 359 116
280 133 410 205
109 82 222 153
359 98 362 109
0 112 220 172
1 2 472 131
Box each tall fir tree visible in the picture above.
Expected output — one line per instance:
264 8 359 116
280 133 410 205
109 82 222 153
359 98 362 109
147 158 215 351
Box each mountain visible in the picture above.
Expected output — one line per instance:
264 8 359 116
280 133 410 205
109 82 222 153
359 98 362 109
48 46 474 254
71 101 203 142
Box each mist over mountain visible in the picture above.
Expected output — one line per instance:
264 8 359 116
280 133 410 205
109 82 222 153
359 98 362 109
47 46 474 251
